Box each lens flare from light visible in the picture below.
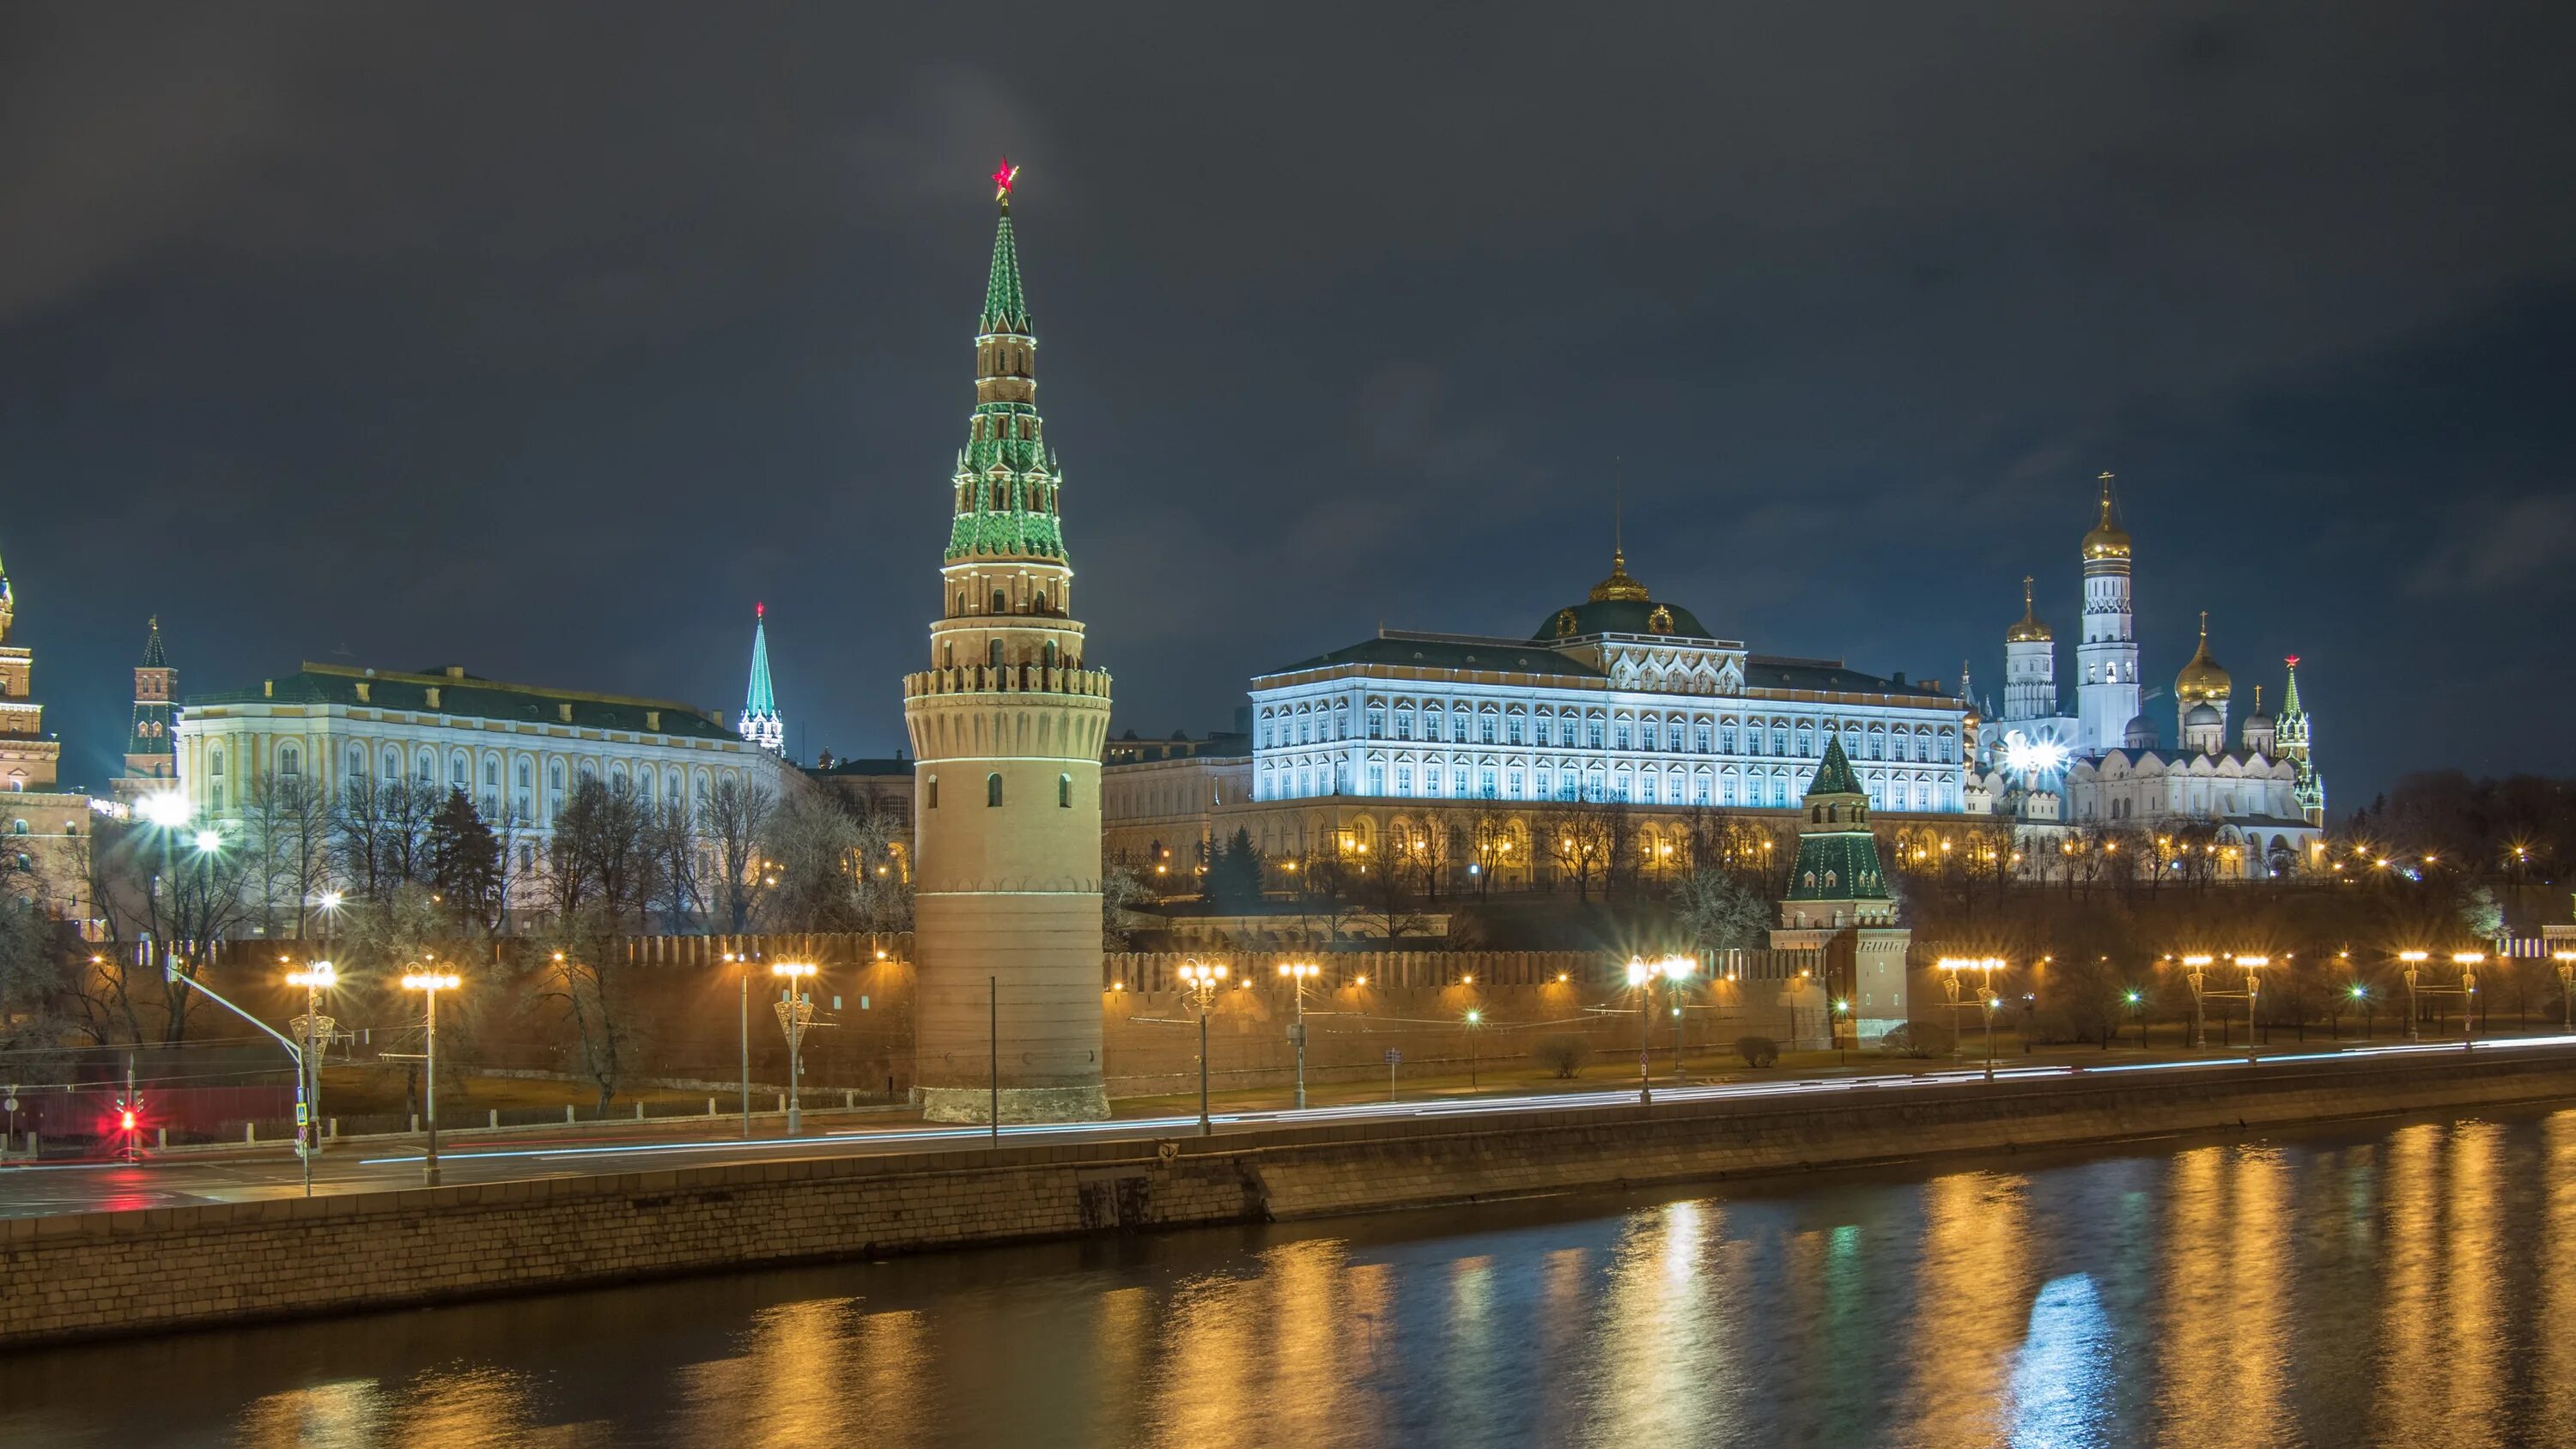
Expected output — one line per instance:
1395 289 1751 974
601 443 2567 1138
2001 730 2069 781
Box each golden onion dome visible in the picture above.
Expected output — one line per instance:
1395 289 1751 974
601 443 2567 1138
1589 547 1651 603
2081 472 2132 561
2174 611 2233 703
2006 576 2051 643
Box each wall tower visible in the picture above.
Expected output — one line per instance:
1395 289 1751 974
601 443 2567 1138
738 603 784 755
0 541 61 793
117 616 177 798
902 163 1114 1123
2074 473 2142 755
2276 656 2325 824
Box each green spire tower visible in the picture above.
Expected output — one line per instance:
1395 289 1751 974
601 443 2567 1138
2276 656 2324 824
1782 737 1894 919
738 603 782 755
123 617 177 783
946 166 1066 565
904 163 1114 1124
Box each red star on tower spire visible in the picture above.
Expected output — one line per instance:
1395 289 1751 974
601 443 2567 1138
992 158 1020 203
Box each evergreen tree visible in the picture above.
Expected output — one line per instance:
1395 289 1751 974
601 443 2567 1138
1202 828 1266 912
425 787 504 930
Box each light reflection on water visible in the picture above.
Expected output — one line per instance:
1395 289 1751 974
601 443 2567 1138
7 1105 2574 1449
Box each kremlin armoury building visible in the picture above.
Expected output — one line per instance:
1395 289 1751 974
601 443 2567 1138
0 170 2330 1106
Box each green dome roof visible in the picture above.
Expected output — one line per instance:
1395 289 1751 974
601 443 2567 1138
1532 549 1716 641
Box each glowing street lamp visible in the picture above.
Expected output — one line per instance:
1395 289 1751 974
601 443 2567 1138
1178 960 1228 1134
772 961 818 1135
722 950 760 1137
1278 961 1320 1109
2556 951 2576 1034
2398 950 2430 1041
400 967 463 1186
1937 957 2008 1077
1626 955 1695 1104
2235 955 2269 1062
286 960 337 1173
1464 1007 1484 1088
2452 952 2484 1046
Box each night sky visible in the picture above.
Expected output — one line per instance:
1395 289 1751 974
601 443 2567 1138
4 6 2571 810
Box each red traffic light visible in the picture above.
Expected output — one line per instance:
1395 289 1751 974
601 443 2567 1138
120 1109 137 1131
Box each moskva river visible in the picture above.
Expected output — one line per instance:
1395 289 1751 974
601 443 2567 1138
9 1105 2575 1448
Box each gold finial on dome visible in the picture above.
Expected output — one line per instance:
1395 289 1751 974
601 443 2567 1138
1589 547 1650 603
2175 609 2233 703
2081 470 2133 561
2006 575 2051 642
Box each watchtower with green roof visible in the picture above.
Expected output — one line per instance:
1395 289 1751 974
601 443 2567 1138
1771 736 1912 1048
904 163 1114 1125
121 616 178 789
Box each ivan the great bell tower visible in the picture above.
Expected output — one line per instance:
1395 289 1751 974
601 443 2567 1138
902 164 1114 1123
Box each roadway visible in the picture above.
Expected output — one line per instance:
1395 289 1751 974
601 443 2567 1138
3 1034 2567 1221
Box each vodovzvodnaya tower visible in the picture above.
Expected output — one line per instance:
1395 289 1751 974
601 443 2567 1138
902 164 1114 1122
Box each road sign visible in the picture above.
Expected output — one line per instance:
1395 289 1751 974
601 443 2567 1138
295 1102 309 1125
2 1097 15 1114
1382 1049 1402 1064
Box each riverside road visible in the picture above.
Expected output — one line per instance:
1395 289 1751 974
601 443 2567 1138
5 1034 2567 1222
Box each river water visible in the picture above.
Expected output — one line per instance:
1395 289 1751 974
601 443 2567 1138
8 1104 2574 1449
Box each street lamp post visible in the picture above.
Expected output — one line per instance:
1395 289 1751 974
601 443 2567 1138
772 962 817 1135
2237 955 2269 1064
2453 952 2483 1048
1465 1008 1484 1088
1178 960 1227 1134
722 950 758 1137
1278 961 1318 1109
286 960 337 1173
1625 955 1695 1104
2183 955 2215 1050
2400 950 2427 1041
1937 957 2006 1078
400 967 461 1187
2556 951 2576 1035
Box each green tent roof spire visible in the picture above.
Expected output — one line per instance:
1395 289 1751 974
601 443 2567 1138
981 159 1030 336
738 603 782 753
140 615 167 669
1808 735 1864 797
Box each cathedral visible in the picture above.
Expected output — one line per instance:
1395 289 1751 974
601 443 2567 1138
1970 476 2326 877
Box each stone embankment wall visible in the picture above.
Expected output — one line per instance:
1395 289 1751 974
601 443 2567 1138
8 1052 2572 1348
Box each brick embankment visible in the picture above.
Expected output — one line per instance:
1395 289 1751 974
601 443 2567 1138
5 1052 2572 1349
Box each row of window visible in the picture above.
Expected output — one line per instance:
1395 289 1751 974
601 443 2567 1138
1258 760 1956 812
197 737 737 827
923 773 1076 809
1260 700 1957 762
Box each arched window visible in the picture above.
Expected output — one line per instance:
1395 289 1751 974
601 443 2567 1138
452 752 469 787
279 745 301 778
926 774 939 809
1059 773 1072 808
549 762 564 790
987 639 1005 668
348 746 365 778
210 748 225 777
993 588 1008 614
987 773 1004 807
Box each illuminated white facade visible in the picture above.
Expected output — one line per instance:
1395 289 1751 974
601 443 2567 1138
1250 552 1971 817
1973 480 2328 875
175 662 794 872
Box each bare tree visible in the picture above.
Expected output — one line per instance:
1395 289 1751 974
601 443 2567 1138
703 776 776 933
544 779 660 929
1672 868 1772 955
647 799 706 934
1540 797 1613 902
332 778 437 907
240 771 335 937
762 786 867 932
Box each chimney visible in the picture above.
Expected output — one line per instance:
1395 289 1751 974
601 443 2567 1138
558 703 574 724
645 710 660 731
425 685 442 710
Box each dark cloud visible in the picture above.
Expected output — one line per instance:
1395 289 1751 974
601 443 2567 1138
2 3 2572 802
